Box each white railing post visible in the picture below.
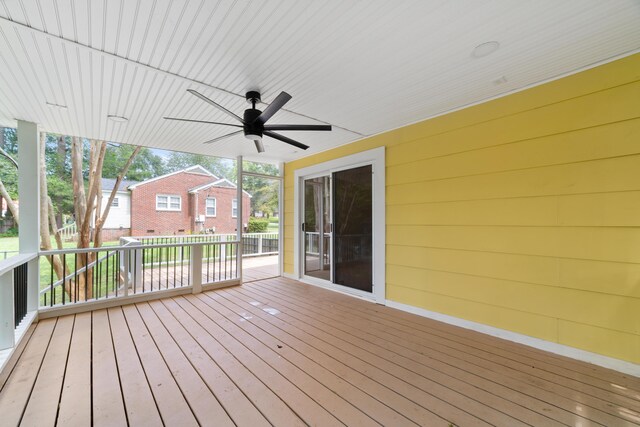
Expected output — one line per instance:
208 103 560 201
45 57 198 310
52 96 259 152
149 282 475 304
17 120 40 314
133 243 142 291
190 244 203 294
122 247 130 297
258 234 263 255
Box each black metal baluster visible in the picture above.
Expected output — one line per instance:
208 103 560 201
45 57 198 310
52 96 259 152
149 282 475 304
49 255 54 307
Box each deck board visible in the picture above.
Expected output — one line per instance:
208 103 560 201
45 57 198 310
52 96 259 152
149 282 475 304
134 302 235 427
57 312 92 426
1 276 639 427
107 307 163 426
21 315 74 427
92 309 127 427
0 318 56 426
255 278 637 426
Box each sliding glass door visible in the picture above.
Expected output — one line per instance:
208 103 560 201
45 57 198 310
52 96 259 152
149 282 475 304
302 166 373 293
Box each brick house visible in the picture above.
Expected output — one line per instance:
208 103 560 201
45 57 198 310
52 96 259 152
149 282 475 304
100 165 250 238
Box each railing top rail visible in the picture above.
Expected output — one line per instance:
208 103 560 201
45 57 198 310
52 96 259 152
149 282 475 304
39 239 240 256
0 252 38 275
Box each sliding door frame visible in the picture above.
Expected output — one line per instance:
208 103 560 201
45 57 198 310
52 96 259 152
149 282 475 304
293 147 385 304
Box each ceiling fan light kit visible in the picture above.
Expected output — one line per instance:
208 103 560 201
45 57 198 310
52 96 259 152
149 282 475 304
165 89 332 153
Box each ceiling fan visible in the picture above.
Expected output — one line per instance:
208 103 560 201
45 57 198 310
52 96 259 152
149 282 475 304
164 89 332 153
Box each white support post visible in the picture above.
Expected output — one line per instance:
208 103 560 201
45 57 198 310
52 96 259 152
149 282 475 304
190 245 203 294
17 120 40 314
278 162 284 277
236 156 243 282
0 271 14 350
257 234 263 255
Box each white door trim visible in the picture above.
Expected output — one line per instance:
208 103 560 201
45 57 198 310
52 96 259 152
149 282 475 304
293 147 386 304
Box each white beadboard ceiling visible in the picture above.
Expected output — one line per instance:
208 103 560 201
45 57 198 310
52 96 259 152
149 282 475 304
0 0 639 163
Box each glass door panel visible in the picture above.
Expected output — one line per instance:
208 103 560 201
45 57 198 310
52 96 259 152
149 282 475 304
303 176 331 281
332 165 372 292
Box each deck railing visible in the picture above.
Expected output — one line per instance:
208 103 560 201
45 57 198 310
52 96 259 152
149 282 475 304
131 232 279 257
38 239 239 309
0 252 37 352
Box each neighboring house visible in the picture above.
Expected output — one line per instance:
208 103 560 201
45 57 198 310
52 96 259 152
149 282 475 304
99 165 251 238
99 178 138 241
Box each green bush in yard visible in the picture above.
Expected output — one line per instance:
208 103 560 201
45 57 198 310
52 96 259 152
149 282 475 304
247 217 269 233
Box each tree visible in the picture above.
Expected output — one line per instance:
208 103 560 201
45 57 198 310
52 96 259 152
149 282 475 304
36 136 142 301
239 161 279 217
102 144 166 181
0 127 19 224
165 152 233 180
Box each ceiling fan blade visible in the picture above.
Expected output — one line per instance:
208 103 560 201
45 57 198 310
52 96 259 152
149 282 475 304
263 124 332 131
187 89 244 123
264 130 309 150
164 117 242 127
202 130 243 144
254 139 265 153
255 91 292 124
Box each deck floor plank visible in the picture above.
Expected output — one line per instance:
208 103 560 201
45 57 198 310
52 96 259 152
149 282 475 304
92 309 127 427
232 284 569 427
206 287 506 427
269 278 640 412
147 299 272 427
181 294 344 426
258 280 640 424
246 281 607 426
196 291 422 427
200 290 441 426
259 278 640 426
57 312 92 427
20 315 74 427
190 291 381 427
107 307 163 426
162 297 307 427
134 302 235 427
1 276 638 427
0 318 56 426
121 304 199 427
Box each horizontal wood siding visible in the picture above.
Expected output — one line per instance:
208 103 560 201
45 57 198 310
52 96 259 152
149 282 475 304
284 53 640 363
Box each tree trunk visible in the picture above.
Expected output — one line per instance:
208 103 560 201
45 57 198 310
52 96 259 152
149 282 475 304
39 133 67 302
55 136 66 228
72 136 86 231
93 146 141 248
0 179 18 224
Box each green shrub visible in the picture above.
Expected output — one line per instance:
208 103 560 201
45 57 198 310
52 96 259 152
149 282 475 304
247 217 269 233
0 226 19 237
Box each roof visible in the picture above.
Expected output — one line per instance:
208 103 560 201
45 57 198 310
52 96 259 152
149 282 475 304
189 178 252 198
101 178 139 192
128 165 217 190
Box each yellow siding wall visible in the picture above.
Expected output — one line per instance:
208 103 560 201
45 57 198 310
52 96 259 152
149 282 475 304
283 53 640 364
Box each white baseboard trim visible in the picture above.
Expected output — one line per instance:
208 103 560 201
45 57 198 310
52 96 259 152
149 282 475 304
385 300 640 378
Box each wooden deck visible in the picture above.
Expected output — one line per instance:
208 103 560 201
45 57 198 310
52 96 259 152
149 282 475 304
1 277 639 426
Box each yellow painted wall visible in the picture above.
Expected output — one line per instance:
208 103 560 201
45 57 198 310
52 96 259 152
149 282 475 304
283 53 640 364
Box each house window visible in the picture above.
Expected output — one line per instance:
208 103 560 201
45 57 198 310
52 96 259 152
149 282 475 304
205 197 216 216
111 197 119 208
232 199 238 218
156 194 181 211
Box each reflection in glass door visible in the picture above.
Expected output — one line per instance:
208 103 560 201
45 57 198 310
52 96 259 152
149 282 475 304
333 165 372 292
303 176 331 280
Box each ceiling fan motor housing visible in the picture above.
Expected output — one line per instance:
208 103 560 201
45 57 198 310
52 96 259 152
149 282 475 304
243 108 263 141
